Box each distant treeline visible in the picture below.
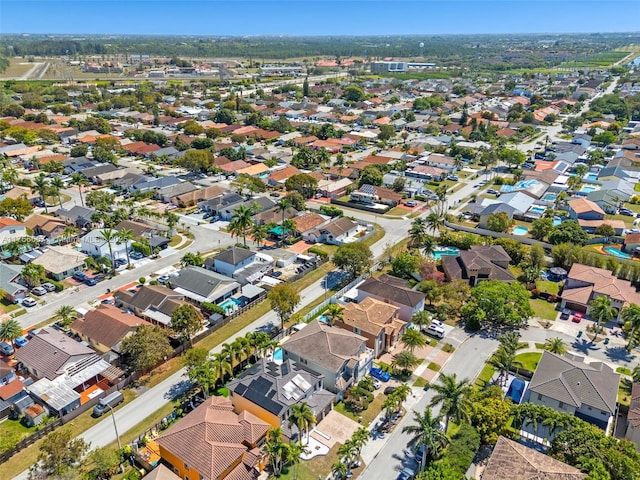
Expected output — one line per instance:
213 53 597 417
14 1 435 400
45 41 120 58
0 57 8 73
0 34 632 68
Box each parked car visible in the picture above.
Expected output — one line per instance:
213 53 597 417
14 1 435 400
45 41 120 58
404 200 417 207
425 324 445 339
270 191 281 197
114 258 127 267
129 251 144 260
397 467 416 480
14 336 28 348
209 215 220 223
620 209 635 217
92 391 125 417
373 379 382 389
158 275 170 284
22 298 37 307
384 386 396 395
572 312 584 323
486 189 499 195
447 175 459 181
85 277 98 286
560 309 571 320
370 367 391 382
73 271 87 282
31 286 47 296
41 282 56 292
0 341 14 356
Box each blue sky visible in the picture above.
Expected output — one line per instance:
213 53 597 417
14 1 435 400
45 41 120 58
1 1 639 35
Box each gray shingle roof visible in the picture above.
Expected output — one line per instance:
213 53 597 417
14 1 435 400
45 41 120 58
214 247 255 266
358 274 425 308
529 352 619 414
169 266 239 300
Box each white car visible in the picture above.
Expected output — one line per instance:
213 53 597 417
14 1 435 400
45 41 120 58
425 324 445 339
429 319 444 329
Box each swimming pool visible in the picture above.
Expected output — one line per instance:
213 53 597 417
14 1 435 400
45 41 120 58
580 185 597 193
219 297 242 311
585 173 598 181
529 206 546 215
604 247 631 260
273 348 283 362
318 315 329 323
512 226 529 236
553 217 562 227
542 193 557 202
431 246 460 260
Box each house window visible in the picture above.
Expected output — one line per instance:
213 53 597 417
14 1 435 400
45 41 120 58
184 462 189 471
558 401 564 409
354 327 361 335
537 393 542 401
9 229 15 234
601 411 607 416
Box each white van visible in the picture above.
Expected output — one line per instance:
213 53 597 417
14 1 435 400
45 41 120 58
425 324 445 339
92 391 124 417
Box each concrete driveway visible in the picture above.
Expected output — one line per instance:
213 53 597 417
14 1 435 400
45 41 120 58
310 410 361 449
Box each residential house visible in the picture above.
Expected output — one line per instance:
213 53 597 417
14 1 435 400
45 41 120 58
588 188 631 214
316 178 353 199
32 246 87 280
198 192 244 215
422 153 457 171
334 297 407 358
168 266 241 305
71 305 151 354
16 327 121 416
350 184 403 207
55 205 96 228
477 203 516 229
623 233 640 254
3 186 40 205
24 214 67 241
206 247 273 285
0 362 16 386
171 185 225 208
281 320 373 399
115 220 166 238
267 165 301 186
220 196 276 222
141 465 181 480
228 357 333 437
567 198 605 221
303 217 359 245
0 376 28 421
0 218 27 246
625 383 640 449
156 182 199 204
560 263 640 322
80 228 131 261
290 212 329 237
441 245 515 287
129 176 182 194
114 284 189 327
0 263 27 302
481 436 586 480
526 351 619 431
356 274 426 322
155 396 269 480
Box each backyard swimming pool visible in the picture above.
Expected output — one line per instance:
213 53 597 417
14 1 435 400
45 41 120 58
542 193 557 202
273 348 283 362
219 297 242 311
604 247 631 260
529 206 546 215
431 246 460 260
512 226 529 236
580 185 598 194
585 173 599 181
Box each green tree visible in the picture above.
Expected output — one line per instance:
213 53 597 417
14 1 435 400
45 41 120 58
469 390 511 445
378 124 396 141
462 280 533 331
622 303 640 350
31 173 50 213
0 197 32 222
285 173 318 199
545 337 567 355
250 223 269 249
120 325 172 372
393 350 420 373
498 148 526 168
324 303 344 326
530 217 553 241
228 203 255 247
55 305 77 328
116 228 134 268
548 220 590 245
213 108 236 125
98 228 118 274
265 427 287 477
391 251 420 279
180 149 213 172
401 328 426 353
358 164 384 187
29 428 89 479
180 252 204 267
343 85 365 102
170 304 204 346
486 212 513 233
429 373 472 433
402 408 449 470
332 242 373 277
85 190 116 211
595 223 615 241
70 173 89 207
589 296 617 340
288 402 316 444
86 446 121 479
0 318 22 342
409 218 428 248
20 263 46 288
267 282 301 330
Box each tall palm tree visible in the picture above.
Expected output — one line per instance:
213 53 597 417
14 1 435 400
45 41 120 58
331 461 348 480
288 402 316 444
324 303 344 326
401 328 426 353
545 337 567 355
275 197 292 246
632 365 640 383
1 167 18 191
429 373 472 433
231 337 252 368
425 212 443 236
164 211 179 236
221 342 241 370
187 360 216 398
55 305 77 328
337 439 358 476
98 228 118 275
115 229 134 268
265 427 287 477
210 352 233 385
393 351 420 374
0 319 22 342
489 347 515 387
229 204 254 247
350 427 369 459
31 173 50 213
589 296 617 340
281 218 296 246
61 225 80 245
70 173 88 207
250 223 269 249
402 408 449 471
50 176 65 208
409 218 428 248
286 441 304 480
622 303 640 350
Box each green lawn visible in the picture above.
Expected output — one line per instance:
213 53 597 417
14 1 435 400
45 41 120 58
277 442 343 480
0 418 34 453
617 366 632 376
476 363 496 386
619 379 633 407
413 377 429 388
427 362 441 372
442 343 455 353
514 352 542 372
536 280 560 295
334 393 387 426
530 298 558 321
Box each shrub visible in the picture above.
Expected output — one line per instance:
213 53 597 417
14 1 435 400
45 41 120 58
138 277 146 285
414 195 426 202
319 205 344 217
149 280 159 286
442 424 480 474
132 241 150 256
307 247 329 259
47 279 64 291
201 302 226 316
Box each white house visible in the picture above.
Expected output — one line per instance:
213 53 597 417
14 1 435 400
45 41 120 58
303 217 359 245
0 218 27 246
80 229 131 260
206 247 273 285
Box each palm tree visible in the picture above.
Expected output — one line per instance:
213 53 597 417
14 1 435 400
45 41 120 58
281 218 296 246
331 461 348 480
98 228 118 275
286 441 304 480
409 218 428 248
231 336 252 368
221 342 241 370
275 197 292 246
338 439 358 476
622 303 640 350
497 331 520 356
31 173 50 213
288 402 316 444
265 427 287 477
69 173 88 207
115 229 134 268
324 303 344 326
210 352 233 385
232 204 255 247
545 337 567 355
50 176 65 208
61 225 79 245
250 223 269 249
0 319 22 342
393 351 420 374
489 347 515 387
589 296 617 340
55 305 77 328
401 328 426 353
187 360 216 398
1 167 18 191
164 211 179 236
632 365 640 383
402 408 449 471
429 373 472 433
426 212 443 235
350 427 369 459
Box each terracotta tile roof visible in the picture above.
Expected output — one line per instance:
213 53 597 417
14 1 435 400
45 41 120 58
236 163 269 176
220 160 250 172
568 198 605 215
362 155 394 165
482 436 585 480
358 274 425 308
0 217 24 228
0 378 24 400
562 263 640 307
156 396 268 480
292 212 327 233
624 233 640 245
71 305 151 349
628 383 640 428
268 165 300 183
339 297 403 336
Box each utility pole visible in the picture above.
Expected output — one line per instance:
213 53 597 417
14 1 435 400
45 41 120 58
107 403 122 450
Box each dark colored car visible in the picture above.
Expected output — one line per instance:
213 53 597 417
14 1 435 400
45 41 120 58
85 278 98 286
73 271 87 282
0 341 15 356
